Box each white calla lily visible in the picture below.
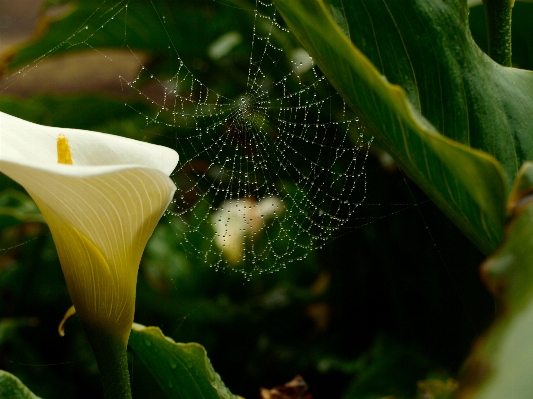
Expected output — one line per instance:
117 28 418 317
0 110 178 397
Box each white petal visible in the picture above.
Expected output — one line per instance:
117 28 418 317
0 111 179 176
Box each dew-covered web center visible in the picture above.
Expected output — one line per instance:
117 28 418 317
2 0 374 278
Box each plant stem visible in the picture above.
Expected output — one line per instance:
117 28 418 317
85 326 133 399
482 0 514 66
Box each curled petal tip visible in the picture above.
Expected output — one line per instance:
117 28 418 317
58 305 76 337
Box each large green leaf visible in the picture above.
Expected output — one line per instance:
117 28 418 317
128 324 240 399
0 370 40 399
458 162 533 398
271 0 533 253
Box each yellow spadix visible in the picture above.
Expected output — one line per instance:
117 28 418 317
57 134 73 165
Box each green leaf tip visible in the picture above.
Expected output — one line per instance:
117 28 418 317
0 370 40 399
130 323 240 399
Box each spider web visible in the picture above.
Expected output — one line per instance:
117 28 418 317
1 0 373 278
136 0 371 277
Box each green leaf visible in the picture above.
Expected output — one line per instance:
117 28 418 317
0 370 40 399
271 0 533 253
458 162 533 398
128 323 240 399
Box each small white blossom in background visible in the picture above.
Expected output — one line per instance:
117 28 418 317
290 48 314 75
211 196 284 265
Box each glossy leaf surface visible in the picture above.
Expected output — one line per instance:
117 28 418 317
129 324 240 399
0 370 40 399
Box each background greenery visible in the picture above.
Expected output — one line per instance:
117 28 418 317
1 1 531 398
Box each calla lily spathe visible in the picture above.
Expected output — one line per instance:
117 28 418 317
0 111 178 345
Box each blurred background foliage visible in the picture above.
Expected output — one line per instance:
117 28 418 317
1 1 532 398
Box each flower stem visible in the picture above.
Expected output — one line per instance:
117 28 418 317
85 326 132 399
482 0 514 66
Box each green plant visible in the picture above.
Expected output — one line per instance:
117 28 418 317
1 0 533 398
